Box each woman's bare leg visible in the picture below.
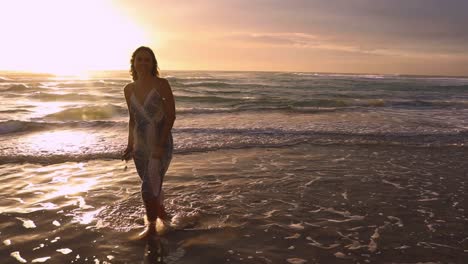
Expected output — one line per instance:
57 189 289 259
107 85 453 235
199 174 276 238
135 198 158 239
156 191 168 220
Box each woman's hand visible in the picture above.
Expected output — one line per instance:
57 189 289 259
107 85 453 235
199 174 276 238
151 146 164 159
121 146 133 161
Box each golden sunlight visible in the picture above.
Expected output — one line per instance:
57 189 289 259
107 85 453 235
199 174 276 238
30 102 69 119
25 130 97 154
46 178 98 200
0 0 148 75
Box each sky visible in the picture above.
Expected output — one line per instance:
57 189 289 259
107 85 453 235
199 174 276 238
1 0 468 76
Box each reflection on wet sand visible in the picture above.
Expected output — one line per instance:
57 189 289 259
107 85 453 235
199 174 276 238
143 237 164 264
1 144 467 263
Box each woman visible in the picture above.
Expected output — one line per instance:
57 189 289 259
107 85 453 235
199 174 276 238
121 46 176 238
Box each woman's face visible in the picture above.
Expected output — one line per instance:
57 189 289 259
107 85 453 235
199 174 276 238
134 50 153 76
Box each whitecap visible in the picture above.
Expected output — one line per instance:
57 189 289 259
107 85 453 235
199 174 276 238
345 241 367 250
32 257 51 263
33 244 45 251
395 245 410 249
16 217 36 228
38 202 57 210
341 191 348 200
56 248 73 254
284 233 301 239
305 177 321 187
289 223 304 230
418 198 439 202
307 237 340 249
287 258 307 264
7 198 24 203
263 209 279 218
382 179 403 189
10 251 27 263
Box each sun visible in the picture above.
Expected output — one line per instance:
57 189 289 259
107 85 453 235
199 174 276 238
0 0 149 76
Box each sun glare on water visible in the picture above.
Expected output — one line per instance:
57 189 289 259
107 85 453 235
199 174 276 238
1 0 148 76
25 130 97 155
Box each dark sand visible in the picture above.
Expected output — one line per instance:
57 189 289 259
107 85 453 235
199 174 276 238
1 144 467 263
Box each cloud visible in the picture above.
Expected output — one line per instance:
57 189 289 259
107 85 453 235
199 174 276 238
222 31 468 60
225 32 320 47
154 0 468 59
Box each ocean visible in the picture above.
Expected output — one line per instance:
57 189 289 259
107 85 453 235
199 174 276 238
0 71 467 263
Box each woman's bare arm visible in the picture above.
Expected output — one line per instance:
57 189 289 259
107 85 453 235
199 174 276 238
123 83 135 154
154 79 176 152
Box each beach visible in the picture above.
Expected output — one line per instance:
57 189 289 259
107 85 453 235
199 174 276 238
1 144 467 263
0 71 467 263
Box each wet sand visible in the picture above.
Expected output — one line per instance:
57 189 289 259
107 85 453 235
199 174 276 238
1 144 467 263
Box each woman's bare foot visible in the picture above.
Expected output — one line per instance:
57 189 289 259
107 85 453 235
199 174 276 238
156 217 173 235
132 221 157 240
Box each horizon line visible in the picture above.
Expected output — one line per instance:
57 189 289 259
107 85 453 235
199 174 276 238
0 69 467 79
